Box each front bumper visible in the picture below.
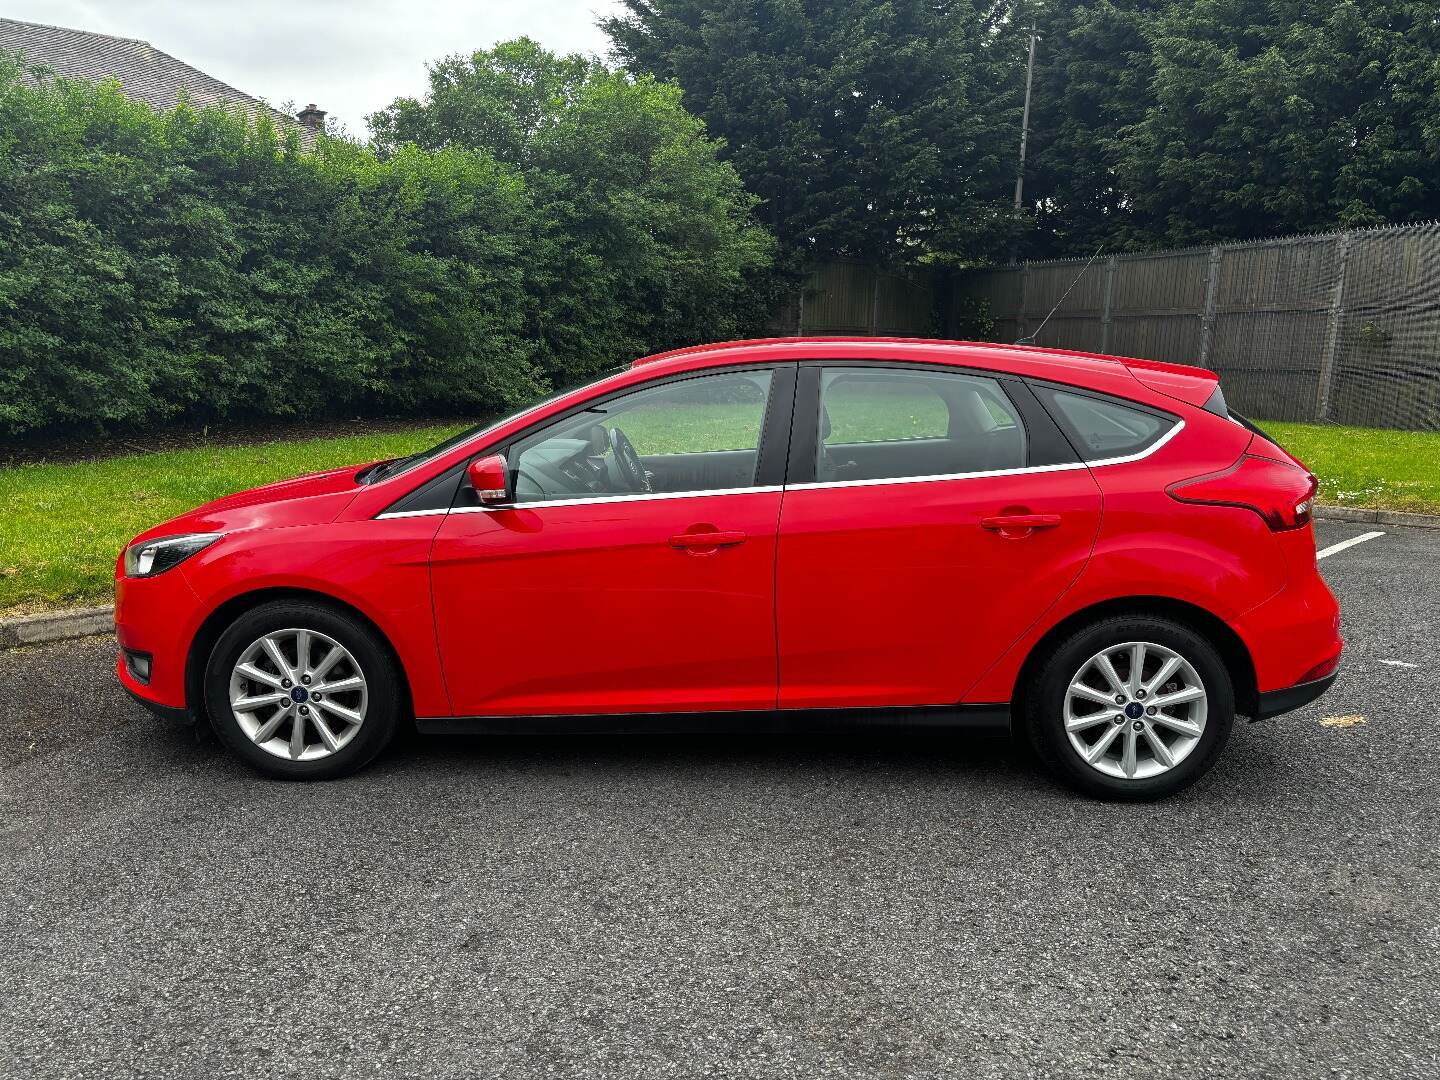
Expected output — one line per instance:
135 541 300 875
114 557 202 714
1254 671 1338 721
121 681 193 724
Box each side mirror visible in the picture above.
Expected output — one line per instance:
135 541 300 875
467 453 510 505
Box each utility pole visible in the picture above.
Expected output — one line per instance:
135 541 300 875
1014 24 1038 211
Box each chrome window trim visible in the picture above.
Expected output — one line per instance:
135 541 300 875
374 419 1183 518
378 485 783 519
377 506 459 520
789 417 1185 493
786 460 1089 493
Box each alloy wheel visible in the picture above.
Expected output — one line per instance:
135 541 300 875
1063 641 1207 780
227 628 368 761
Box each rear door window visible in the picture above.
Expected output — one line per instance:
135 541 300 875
1033 387 1175 461
816 367 1027 483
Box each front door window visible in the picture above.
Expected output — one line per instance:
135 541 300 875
510 369 775 502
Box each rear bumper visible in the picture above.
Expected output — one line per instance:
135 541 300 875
1254 671 1338 721
1234 555 1343 698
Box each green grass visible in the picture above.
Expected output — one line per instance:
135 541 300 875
616 381 960 452
613 401 767 455
0 414 1433 618
595 393 950 454
1261 421 1440 514
0 424 465 616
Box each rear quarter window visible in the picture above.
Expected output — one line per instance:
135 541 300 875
1034 386 1175 461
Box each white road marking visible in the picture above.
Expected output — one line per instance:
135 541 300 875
1316 530 1385 561
1379 659 1418 669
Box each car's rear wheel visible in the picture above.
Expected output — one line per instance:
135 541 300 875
203 600 400 780
1025 615 1234 801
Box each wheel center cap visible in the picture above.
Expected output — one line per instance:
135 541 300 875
290 686 309 704
1124 702 1144 720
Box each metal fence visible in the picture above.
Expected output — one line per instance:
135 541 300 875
767 225 1440 430
956 223 1440 430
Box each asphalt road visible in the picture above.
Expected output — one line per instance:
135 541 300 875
2 521 1437 1079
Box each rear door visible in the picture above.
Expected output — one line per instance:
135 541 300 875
775 363 1103 709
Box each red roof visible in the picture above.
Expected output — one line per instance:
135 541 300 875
631 337 1220 406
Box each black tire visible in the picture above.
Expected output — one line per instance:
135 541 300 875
1024 615 1234 801
203 600 401 780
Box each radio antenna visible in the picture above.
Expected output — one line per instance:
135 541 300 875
1015 245 1105 346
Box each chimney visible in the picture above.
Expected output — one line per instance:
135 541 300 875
296 103 326 133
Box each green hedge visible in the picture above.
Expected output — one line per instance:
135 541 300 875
0 54 774 440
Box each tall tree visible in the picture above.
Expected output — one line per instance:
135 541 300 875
611 1 1440 260
603 0 1032 265
0 61 543 438
1117 0 1440 245
0 47 775 439
370 38 774 379
1019 0 1163 257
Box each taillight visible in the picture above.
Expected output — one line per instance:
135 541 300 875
1167 455 1318 531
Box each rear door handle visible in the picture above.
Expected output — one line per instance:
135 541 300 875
670 530 747 550
980 514 1062 531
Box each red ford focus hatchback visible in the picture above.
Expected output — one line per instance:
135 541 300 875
115 338 1341 799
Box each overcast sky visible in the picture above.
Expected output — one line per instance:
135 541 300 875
8 0 626 136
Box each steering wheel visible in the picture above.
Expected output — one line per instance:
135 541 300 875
608 426 651 492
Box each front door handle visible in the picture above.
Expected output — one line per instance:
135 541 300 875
670 529 747 552
980 513 1062 533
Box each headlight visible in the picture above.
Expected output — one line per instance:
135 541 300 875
123 533 222 578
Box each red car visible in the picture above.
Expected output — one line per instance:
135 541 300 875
115 338 1341 799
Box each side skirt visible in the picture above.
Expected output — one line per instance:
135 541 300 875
415 703 1011 737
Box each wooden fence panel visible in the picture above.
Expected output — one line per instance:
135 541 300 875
764 261 939 338
1105 252 1208 366
875 266 938 335
802 261 875 336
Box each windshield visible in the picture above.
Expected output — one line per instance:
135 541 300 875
359 368 625 485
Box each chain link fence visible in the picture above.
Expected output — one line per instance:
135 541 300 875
953 223 1440 430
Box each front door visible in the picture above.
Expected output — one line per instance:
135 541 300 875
776 364 1103 709
431 365 794 717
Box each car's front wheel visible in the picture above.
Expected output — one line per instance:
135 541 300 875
203 600 401 780
1025 615 1234 800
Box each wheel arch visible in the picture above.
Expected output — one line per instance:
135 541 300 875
1011 596 1259 723
185 587 415 729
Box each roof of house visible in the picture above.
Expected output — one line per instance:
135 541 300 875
0 17 314 145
